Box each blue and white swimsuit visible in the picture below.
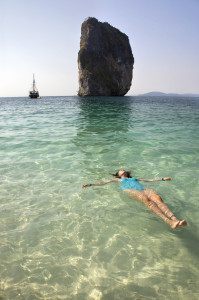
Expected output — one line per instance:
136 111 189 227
119 178 145 191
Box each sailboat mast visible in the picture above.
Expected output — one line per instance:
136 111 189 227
33 74 36 91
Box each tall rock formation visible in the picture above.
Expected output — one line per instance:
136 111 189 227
78 18 134 96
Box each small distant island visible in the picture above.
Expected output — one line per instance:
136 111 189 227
78 17 134 96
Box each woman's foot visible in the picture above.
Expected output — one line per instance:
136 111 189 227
171 220 180 229
170 219 187 228
179 220 187 226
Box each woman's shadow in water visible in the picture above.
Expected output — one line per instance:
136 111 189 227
177 224 199 259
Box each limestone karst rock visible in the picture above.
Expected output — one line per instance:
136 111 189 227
78 17 134 96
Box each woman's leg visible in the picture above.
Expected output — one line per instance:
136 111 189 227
144 189 176 218
124 189 180 228
144 189 187 227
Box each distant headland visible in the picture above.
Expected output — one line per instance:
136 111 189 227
137 92 199 97
78 17 134 96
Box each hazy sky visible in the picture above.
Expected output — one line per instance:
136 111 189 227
1 0 199 97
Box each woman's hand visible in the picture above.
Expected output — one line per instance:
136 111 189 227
82 184 91 188
163 177 172 181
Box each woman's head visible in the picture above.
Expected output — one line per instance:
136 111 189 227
112 169 132 178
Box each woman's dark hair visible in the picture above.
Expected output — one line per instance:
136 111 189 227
112 171 132 178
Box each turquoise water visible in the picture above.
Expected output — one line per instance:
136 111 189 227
0 96 199 299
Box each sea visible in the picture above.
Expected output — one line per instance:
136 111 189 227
0 96 199 299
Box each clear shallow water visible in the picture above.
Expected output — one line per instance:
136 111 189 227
0 96 199 299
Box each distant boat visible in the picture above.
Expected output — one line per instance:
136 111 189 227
29 74 40 98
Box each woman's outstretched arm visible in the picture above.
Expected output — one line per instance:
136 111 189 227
82 178 118 188
137 177 172 182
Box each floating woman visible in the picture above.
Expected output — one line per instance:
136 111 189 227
82 169 187 229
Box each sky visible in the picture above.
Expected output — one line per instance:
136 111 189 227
1 0 199 97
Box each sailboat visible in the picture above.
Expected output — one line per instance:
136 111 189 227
29 74 40 98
